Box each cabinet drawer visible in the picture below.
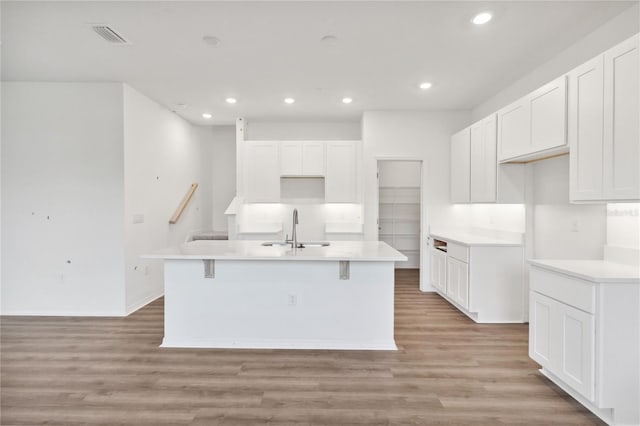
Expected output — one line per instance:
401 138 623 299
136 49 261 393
447 242 469 263
530 267 595 314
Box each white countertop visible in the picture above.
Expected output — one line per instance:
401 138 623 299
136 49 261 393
144 240 408 262
430 231 523 247
529 259 640 284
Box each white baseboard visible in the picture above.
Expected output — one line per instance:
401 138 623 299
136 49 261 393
126 291 163 316
161 338 398 351
0 309 126 317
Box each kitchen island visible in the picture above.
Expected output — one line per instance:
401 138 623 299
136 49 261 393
145 240 406 350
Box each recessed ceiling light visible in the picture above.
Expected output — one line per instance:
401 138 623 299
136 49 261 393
342 97 353 104
225 97 237 104
419 82 432 90
202 113 212 119
472 12 493 25
202 35 221 46
284 98 295 104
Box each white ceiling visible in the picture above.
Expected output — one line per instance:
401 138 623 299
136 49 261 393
2 1 636 125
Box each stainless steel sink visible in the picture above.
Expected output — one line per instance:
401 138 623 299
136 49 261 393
261 241 330 248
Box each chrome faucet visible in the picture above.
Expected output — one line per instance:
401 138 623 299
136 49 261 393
290 208 299 250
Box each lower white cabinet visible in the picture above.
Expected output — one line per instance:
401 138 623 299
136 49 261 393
529 264 640 425
429 236 524 323
446 257 469 310
429 248 447 292
530 291 595 401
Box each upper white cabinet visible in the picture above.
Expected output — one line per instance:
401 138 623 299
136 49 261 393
603 35 639 200
570 34 639 202
450 128 471 203
280 141 325 176
244 141 280 202
498 76 568 162
470 115 497 202
451 115 524 204
325 141 359 203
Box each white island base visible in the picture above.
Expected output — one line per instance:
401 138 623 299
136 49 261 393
161 258 397 350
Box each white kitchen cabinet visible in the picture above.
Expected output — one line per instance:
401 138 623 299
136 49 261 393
430 234 524 323
603 35 639 200
446 256 469 310
452 115 524 204
569 34 639 202
569 55 605 201
498 76 568 162
497 99 529 161
429 248 447 293
529 291 595 401
325 141 358 203
529 76 568 153
280 141 325 176
450 128 470 203
244 141 280 202
470 115 497 202
529 262 639 425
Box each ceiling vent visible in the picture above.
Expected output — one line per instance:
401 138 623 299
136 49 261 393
91 25 131 44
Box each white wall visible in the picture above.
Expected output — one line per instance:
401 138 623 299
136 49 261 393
1 82 126 315
361 110 471 290
471 3 639 121
246 121 361 140
532 156 606 259
123 84 213 313
210 125 236 232
607 203 640 250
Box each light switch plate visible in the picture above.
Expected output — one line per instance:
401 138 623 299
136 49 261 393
132 213 145 224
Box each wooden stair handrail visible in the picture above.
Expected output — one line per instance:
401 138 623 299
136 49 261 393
169 183 198 224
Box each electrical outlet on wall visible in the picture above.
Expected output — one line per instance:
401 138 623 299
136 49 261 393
287 294 297 306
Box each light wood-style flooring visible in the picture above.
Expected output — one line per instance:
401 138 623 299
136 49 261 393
1 269 603 425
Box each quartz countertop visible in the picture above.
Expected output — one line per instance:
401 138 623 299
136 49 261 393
529 259 640 284
144 240 407 262
429 230 523 247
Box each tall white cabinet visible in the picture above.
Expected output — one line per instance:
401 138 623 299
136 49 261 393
245 141 281 202
570 34 640 202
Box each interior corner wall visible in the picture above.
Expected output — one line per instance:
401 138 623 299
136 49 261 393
471 3 640 121
123 84 213 314
1 82 126 315
361 110 471 291
532 156 606 259
210 125 236 232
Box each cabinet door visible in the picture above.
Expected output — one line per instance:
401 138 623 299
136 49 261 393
529 291 595 402
603 35 640 200
529 291 556 369
245 141 280 202
470 115 498 202
281 142 302 176
569 55 605 201
529 76 568 153
498 100 530 161
450 128 470 203
446 257 469 309
302 142 325 176
430 249 447 292
557 302 595 401
325 142 357 202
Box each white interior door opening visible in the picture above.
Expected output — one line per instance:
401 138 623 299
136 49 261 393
377 160 422 273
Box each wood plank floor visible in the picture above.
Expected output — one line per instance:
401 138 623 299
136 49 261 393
1 269 603 425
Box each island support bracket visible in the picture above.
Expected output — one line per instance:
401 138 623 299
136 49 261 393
203 259 215 279
339 261 350 280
